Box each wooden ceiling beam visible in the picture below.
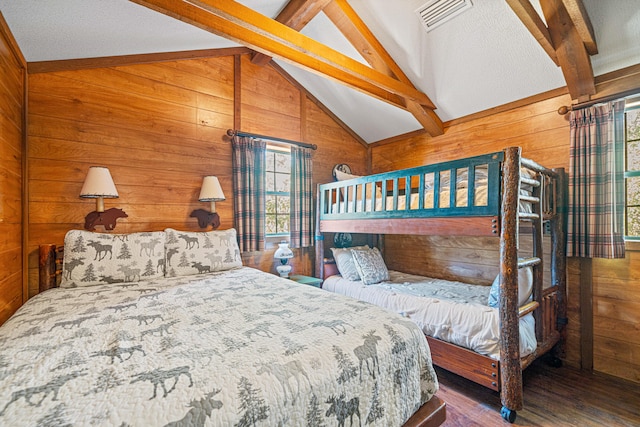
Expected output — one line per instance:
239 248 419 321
323 0 398 79
540 0 595 101
130 0 436 111
251 0 332 66
561 0 598 55
324 0 443 135
505 0 559 66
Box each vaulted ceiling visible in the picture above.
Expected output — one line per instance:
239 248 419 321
1 0 639 143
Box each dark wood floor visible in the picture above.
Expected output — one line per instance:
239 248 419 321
434 359 640 426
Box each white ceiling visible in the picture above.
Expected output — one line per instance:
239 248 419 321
1 0 639 143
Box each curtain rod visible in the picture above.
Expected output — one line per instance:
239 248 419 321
557 89 640 115
226 129 317 150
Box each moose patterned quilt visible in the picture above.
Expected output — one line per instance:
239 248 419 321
0 267 438 426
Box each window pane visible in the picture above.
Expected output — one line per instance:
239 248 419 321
266 215 277 234
277 215 289 233
628 139 640 171
628 177 640 206
627 109 640 141
627 207 640 237
266 172 275 192
277 196 290 214
266 195 276 214
275 173 290 192
275 153 290 173
266 151 275 172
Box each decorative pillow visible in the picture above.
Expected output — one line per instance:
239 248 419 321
331 245 369 281
164 228 242 277
61 230 166 288
351 247 390 285
488 266 533 308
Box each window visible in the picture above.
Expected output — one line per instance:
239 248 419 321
265 147 291 237
625 99 640 238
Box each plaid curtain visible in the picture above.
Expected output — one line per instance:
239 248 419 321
232 135 266 252
290 145 314 248
567 100 626 258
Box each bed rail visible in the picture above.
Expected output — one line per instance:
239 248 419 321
319 152 503 227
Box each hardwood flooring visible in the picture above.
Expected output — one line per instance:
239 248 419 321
434 359 640 426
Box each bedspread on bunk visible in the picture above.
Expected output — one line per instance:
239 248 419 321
0 267 437 426
323 271 536 360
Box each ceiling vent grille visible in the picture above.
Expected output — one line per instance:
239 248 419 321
416 0 473 32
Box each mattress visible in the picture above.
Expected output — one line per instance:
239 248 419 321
323 270 537 360
0 267 438 426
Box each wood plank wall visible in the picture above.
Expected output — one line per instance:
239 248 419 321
0 15 25 325
592 248 640 382
371 93 640 384
26 53 366 298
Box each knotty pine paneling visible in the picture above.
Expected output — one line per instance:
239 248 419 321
240 55 301 140
26 53 366 297
565 257 582 368
0 17 24 325
592 249 640 383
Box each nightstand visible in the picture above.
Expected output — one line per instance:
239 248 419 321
289 275 323 288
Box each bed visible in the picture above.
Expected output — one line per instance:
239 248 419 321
0 228 445 427
316 147 567 423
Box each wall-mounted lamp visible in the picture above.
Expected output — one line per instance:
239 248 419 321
274 241 294 278
190 176 225 229
80 166 127 231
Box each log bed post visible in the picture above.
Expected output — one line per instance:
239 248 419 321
499 147 523 415
38 244 59 292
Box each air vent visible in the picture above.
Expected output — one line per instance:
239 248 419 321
416 0 473 32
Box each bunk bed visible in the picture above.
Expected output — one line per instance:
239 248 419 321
315 147 567 423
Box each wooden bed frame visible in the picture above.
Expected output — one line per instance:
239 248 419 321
316 147 567 423
38 244 446 427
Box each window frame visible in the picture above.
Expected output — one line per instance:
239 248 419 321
624 99 640 241
264 144 291 242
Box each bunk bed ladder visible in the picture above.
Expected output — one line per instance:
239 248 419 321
522 169 545 345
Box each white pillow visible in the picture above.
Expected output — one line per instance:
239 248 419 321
488 266 533 308
164 228 242 277
351 247 390 285
61 230 166 288
334 169 360 182
331 245 369 281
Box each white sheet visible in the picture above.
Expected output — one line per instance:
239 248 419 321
323 270 537 360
